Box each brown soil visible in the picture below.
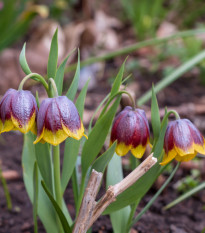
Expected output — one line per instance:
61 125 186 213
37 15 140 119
1 65 205 233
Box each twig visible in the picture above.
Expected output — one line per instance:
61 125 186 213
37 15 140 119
88 153 157 228
72 169 103 233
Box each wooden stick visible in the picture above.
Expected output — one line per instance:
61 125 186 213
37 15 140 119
88 153 157 227
72 169 103 233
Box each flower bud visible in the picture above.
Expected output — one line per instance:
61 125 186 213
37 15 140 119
0 89 37 134
34 96 86 146
110 106 150 158
161 119 205 165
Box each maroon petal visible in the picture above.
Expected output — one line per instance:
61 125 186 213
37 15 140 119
164 121 175 154
111 108 135 145
184 119 204 145
55 96 82 132
0 89 16 122
36 98 52 136
11 90 37 127
131 110 149 147
173 119 194 154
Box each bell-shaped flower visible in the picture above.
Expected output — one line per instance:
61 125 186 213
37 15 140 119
34 96 86 146
110 106 150 158
0 88 38 134
161 119 205 165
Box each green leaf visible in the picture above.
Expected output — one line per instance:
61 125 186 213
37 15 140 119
41 181 72 233
66 50 80 101
110 59 127 97
131 163 179 226
151 84 161 142
55 49 76 95
61 80 89 193
35 143 53 193
137 49 205 106
22 133 58 233
164 181 205 210
88 73 132 132
103 112 168 214
33 162 39 233
81 96 121 177
19 43 32 75
47 29 58 79
107 154 130 233
91 141 117 173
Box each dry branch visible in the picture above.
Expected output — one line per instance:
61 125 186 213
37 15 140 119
88 153 157 228
72 169 103 233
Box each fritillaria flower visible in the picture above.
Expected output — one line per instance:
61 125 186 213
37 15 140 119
34 96 86 146
161 119 205 165
110 106 150 158
0 89 37 134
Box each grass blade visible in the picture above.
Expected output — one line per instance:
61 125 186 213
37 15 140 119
19 43 32 75
164 181 205 210
47 29 58 79
41 181 72 233
138 49 205 106
66 50 80 101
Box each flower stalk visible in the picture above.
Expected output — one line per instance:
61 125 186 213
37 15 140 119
53 145 63 233
18 73 49 93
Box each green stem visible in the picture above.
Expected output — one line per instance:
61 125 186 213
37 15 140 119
160 110 180 129
53 146 62 207
18 73 49 93
88 93 110 132
48 78 59 98
71 167 79 209
53 145 63 233
66 28 205 72
99 90 135 119
126 199 140 232
88 73 132 132
0 164 12 210
76 176 86 215
130 162 180 228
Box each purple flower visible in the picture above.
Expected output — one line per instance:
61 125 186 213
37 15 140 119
0 89 37 134
161 119 205 165
110 106 150 158
34 96 87 146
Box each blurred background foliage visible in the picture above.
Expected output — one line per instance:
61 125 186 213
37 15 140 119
1 0 205 231
2 0 205 82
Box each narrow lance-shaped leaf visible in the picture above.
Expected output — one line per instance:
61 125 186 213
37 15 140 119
33 162 39 233
81 96 121 177
47 29 58 79
61 80 89 193
98 60 127 121
19 43 32 75
35 143 53 194
110 58 127 97
55 48 76 95
66 50 80 101
151 84 161 145
91 141 117 173
41 181 72 233
22 133 58 233
107 153 130 233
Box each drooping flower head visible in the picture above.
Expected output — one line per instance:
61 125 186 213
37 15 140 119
0 88 37 134
110 106 150 158
161 119 205 165
34 96 86 146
